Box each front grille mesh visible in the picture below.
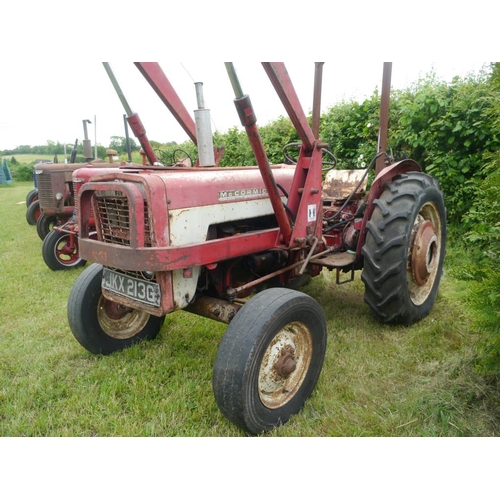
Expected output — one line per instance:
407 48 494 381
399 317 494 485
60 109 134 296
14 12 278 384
95 190 152 247
37 173 53 209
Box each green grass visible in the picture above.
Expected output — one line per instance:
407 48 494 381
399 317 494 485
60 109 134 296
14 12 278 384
1 181 499 436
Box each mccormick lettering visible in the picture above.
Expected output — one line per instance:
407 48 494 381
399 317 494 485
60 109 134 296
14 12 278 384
218 188 268 201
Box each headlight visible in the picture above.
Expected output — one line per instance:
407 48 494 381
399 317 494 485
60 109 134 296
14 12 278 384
55 192 63 201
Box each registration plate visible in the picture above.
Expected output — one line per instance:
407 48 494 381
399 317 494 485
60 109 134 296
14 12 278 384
102 268 161 308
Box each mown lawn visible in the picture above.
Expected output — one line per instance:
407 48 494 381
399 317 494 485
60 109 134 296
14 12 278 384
1 181 499 437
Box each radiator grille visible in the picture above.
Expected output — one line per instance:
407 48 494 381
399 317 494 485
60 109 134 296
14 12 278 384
36 173 53 209
95 190 151 247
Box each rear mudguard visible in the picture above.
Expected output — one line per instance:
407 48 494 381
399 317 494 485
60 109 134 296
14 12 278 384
356 159 421 255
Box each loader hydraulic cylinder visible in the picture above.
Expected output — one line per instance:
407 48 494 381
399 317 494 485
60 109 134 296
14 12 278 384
225 63 293 244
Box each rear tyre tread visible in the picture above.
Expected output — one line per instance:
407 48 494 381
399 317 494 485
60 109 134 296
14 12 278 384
361 172 446 325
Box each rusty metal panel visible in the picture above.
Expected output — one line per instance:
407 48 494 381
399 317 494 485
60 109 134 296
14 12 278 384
185 296 241 324
322 169 368 201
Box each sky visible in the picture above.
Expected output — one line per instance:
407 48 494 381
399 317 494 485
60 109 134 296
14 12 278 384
0 60 489 154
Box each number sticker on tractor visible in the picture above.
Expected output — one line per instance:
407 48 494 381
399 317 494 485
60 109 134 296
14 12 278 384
308 204 317 222
102 268 161 307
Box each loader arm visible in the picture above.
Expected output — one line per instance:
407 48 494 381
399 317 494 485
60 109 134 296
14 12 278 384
262 62 316 151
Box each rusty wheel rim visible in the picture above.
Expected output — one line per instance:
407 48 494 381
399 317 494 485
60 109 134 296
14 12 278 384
97 295 150 340
54 235 80 264
258 321 313 409
408 201 442 306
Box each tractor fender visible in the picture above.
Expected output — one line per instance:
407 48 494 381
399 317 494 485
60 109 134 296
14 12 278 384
356 159 421 255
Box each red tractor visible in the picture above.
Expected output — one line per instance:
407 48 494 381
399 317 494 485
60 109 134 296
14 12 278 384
67 62 446 435
48 148 192 272
40 151 138 271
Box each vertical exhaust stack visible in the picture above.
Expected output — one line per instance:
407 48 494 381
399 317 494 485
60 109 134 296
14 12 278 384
123 114 133 163
311 62 324 139
82 119 93 163
194 82 215 167
376 62 392 175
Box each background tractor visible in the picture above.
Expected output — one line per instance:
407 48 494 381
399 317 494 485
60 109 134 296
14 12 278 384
25 159 51 225
36 119 140 270
40 156 122 271
67 62 446 435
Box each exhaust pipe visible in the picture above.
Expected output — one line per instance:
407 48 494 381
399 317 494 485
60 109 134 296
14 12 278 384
376 62 392 175
82 119 93 162
194 82 215 167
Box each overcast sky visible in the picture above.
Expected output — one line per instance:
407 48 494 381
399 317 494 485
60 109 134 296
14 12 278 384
0 60 489 153
1 0 496 157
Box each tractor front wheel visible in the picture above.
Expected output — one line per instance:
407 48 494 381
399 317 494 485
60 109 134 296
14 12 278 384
67 263 164 355
26 189 38 207
361 172 446 325
26 200 41 225
37 213 57 240
213 288 327 435
42 230 86 271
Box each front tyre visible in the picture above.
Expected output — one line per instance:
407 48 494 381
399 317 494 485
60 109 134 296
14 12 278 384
213 288 327 435
67 263 164 355
26 200 41 225
37 213 57 240
26 189 38 207
42 230 86 271
361 172 446 325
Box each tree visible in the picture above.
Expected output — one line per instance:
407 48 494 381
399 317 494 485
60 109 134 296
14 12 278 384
320 94 382 169
391 69 499 223
459 63 500 373
2 158 12 183
109 136 138 153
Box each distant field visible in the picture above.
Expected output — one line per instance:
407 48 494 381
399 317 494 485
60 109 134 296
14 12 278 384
2 152 142 165
2 154 58 164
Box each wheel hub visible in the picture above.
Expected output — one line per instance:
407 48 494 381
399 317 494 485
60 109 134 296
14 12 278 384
258 321 313 409
411 220 438 286
274 349 297 378
104 300 132 320
97 296 150 339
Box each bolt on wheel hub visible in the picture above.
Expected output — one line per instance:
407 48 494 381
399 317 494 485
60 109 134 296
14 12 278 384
258 321 313 409
274 349 297 378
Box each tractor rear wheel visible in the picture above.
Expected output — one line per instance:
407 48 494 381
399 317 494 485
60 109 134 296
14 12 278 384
42 230 86 271
361 172 446 325
37 214 57 240
213 288 327 435
26 200 41 225
67 263 164 355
